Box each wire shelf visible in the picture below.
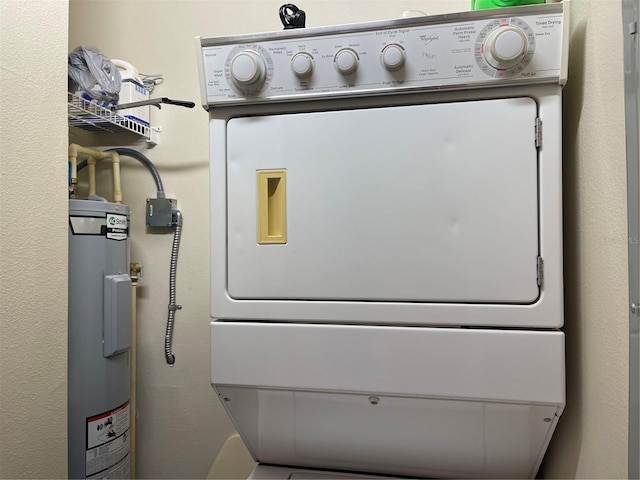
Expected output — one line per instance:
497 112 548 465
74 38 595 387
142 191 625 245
68 92 150 138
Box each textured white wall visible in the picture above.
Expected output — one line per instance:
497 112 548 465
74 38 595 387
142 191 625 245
68 1 630 478
0 1 69 478
540 0 630 478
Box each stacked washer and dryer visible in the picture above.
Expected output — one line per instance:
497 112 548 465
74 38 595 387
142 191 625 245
197 2 569 478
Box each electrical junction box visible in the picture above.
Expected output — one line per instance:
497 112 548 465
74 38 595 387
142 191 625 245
146 198 177 227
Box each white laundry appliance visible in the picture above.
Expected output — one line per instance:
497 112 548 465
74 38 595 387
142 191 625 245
196 2 568 478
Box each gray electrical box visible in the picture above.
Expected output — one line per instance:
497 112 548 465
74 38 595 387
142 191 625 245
146 198 177 227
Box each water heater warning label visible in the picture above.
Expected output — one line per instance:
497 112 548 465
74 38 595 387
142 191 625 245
106 214 128 241
85 401 130 478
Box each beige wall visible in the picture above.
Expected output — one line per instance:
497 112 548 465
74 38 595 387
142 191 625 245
540 1 630 478
66 1 630 478
0 0 69 478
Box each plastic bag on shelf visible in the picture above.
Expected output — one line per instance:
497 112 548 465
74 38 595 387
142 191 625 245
68 45 122 103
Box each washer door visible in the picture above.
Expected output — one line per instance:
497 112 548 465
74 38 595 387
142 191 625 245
227 97 539 304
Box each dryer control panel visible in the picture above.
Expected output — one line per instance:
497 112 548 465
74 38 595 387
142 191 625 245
197 2 567 107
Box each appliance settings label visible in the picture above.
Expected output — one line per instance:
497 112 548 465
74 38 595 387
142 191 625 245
85 401 131 478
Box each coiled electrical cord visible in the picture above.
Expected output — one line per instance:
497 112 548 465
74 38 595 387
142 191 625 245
164 209 183 365
138 73 164 94
279 4 306 29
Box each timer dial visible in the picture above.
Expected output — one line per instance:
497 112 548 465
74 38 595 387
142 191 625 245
475 18 536 78
483 26 528 70
229 50 267 88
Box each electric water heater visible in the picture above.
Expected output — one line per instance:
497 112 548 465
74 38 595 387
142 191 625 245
68 199 132 479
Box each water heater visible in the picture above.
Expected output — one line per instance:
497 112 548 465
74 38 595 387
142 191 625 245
68 199 131 479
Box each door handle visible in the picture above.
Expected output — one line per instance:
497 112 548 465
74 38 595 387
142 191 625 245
257 169 287 244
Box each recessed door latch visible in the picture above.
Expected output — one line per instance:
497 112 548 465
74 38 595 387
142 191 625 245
632 303 640 316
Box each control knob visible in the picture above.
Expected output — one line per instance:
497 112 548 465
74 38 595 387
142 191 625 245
334 48 359 75
381 44 406 71
483 26 528 70
229 50 267 88
291 52 314 78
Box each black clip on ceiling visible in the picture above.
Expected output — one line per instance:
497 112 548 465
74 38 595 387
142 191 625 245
279 4 306 29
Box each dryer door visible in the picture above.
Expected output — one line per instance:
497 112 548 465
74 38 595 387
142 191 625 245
226 97 539 304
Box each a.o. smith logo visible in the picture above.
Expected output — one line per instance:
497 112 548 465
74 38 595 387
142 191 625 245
108 216 127 227
106 214 128 241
